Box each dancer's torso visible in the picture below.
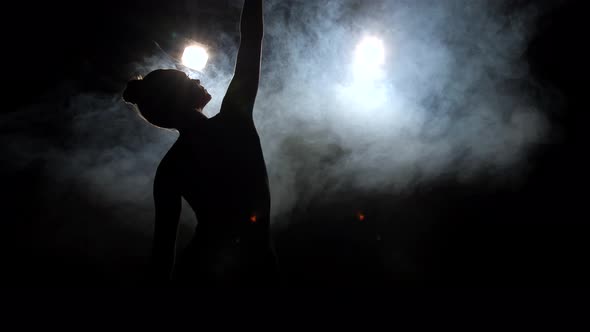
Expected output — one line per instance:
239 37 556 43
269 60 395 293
161 112 271 246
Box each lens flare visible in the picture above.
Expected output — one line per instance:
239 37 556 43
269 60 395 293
182 45 209 71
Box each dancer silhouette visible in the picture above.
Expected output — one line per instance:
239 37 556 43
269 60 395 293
123 0 277 286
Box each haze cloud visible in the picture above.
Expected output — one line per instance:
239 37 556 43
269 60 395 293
1 0 551 246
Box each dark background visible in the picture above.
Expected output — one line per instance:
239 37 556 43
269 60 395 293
1 0 587 287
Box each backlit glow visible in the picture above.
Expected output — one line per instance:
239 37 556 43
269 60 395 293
182 45 209 71
353 36 386 82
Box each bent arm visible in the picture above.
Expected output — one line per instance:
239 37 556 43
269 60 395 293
220 0 264 119
150 168 182 283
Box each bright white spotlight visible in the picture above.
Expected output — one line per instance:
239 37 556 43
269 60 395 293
353 36 386 81
182 45 209 71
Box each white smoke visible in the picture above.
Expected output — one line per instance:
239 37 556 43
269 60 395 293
255 0 549 219
2 0 551 237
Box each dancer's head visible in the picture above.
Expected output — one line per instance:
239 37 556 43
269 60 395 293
123 69 212 129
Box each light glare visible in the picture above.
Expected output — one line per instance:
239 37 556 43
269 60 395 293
353 36 386 82
182 45 209 71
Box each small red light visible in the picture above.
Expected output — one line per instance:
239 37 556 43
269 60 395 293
358 212 365 221
250 215 257 223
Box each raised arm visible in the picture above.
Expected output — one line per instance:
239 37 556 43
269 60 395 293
220 0 264 119
150 165 182 283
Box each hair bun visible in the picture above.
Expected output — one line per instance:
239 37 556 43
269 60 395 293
123 79 144 105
